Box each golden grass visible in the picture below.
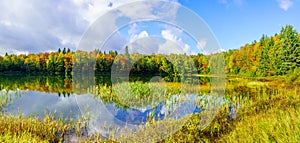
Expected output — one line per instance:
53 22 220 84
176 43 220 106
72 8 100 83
0 112 70 143
0 78 299 142
219 106 299 142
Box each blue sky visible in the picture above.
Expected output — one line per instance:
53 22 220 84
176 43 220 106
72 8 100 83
180 0 300 50
0 0 299 55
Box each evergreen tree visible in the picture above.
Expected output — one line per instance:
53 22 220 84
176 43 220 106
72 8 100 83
63 47 66 54
278 25 300 75
258 38 271 76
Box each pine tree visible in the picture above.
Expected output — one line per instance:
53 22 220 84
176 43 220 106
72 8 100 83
278 25 300 75
258 38 271 76
63 47 66 54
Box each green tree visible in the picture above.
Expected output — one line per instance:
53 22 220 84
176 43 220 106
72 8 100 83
63 47 66 54
278 25 300 75
258 38 272 76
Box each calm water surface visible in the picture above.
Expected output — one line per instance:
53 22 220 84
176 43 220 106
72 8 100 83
0 75 240 139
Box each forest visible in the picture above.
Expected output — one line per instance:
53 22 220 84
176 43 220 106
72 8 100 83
0 25 299 79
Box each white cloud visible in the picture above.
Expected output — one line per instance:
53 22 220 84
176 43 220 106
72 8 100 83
0 0 179 55
126 31 162 55
161 30 180 42
197 39 207 50
0 47 28 56
158 40 183 54
0 0 89 55
75 0 128 24
117 1 180 22
126 29 192 55
128 37 161 54
129 31 149 43
277 0 293 11
128 23 139 36
159 29 192 54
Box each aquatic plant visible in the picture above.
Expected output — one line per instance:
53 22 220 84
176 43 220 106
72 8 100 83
0 77 299 142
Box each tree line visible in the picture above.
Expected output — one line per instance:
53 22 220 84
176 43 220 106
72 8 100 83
0 25 299 78
224 25 300 77
0 47 73 75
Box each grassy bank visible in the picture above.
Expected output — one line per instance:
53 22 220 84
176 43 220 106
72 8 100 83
0 78 299 142
0 113 69 142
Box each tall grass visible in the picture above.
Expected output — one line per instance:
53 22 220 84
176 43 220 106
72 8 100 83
0 78 299 142
96 79 299 142
0 112 69 142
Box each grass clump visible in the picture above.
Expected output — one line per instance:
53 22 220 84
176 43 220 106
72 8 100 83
0 131 49 143
219 106 299 142
0 112 70 143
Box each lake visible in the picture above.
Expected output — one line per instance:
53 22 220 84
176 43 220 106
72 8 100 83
0 75 289 141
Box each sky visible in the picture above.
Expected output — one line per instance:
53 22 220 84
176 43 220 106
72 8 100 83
0 0 299 55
